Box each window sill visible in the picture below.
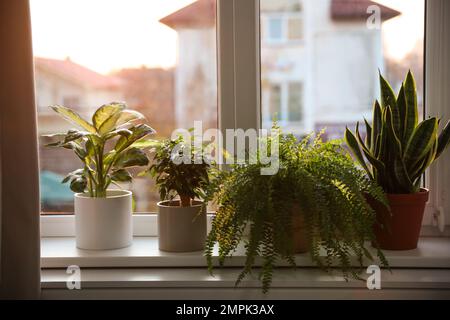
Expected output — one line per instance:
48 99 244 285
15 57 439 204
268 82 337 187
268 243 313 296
40 237 450 299
41 236 450 269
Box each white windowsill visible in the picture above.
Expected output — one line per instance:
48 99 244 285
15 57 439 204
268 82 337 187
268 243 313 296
41 237 450 269
40 237 450 298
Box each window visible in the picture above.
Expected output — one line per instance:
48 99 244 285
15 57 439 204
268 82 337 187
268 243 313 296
261 0 424 143
267 17 283 40
262 0 303 44
263 81 303 129
31 0 217 214
36 0 447 237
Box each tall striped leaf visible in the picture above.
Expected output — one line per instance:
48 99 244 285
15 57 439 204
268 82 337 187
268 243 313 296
364 118 372 149
396 84 407 141
436 120 450 159
384 106 403 156
371 100 382 153
355 123 385 177
379 72 401 136
345 127 372 179
51 105 96 133
404 117 438 170
403 70 418 145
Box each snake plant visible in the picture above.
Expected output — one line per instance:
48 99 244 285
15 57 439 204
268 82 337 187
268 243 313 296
345 71 450 194
44 102 156 197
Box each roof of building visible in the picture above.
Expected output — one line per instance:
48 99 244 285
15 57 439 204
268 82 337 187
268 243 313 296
331 0 401 21
159 0 400 29
35 57 122 89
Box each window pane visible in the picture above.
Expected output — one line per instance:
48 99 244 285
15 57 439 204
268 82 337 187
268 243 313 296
261 0 424 140
31 0 217 214
288 82 303 122
287 17 303 40
268 17 283 40
269 84 282 122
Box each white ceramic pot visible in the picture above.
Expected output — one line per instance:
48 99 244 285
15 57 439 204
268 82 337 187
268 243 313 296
157 200 206 252
74 190 132 250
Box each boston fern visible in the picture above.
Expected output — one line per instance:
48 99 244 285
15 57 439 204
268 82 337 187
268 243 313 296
147 136 213 207
345 71 450 193
44 102 155 197
205 127 389 293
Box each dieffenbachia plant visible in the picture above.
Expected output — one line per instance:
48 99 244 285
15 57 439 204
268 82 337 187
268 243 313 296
345 71 450 194
44 102 156 197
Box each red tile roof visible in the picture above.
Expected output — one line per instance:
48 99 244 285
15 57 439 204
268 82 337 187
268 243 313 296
35 57 122 89
331 0 400 21
159 0 400 29
159 0 215 29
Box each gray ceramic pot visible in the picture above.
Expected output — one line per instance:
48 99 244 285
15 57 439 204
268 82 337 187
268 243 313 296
157 200 206 252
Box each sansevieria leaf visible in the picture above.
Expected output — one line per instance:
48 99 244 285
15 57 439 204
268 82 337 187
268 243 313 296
396 84 407 139
436 120 450 159
404 117 438 170
50 105 96 133
379 72 401 135
371 100 382 153
403 70 418 145
345 127 372 179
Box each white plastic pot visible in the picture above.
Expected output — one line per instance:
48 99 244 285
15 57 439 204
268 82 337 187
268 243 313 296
74 190 133 250
157 200 206 252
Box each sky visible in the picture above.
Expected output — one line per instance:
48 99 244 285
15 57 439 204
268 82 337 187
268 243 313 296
30 0 424 74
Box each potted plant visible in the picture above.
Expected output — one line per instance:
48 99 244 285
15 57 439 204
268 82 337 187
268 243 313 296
345 71 450 250
44 102 155 250
205 126 389 292
147 136 213 252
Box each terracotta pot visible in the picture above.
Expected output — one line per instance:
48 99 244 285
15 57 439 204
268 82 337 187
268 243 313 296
369 188 429 250
291 205 309 253
157 200 206 252
292 214 309 253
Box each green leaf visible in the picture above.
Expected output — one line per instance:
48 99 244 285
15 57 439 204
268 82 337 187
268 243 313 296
371 100 382 153
404 117 438 170
403 70 418 145
363 118 372 148
70 176 87 193
436 120 450 159
396 84 407 141
92 102 126 135
50 105 96 133
130 139 160 149
116 110 146 127
355 123 385 176
385 106 403 156
114 124 156 152
110 169 132 182
62 168 84 184
114 147 149 168
344 127 372 179
379 72 401 137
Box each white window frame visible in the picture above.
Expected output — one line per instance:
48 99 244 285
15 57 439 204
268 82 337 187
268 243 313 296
41 0 450 238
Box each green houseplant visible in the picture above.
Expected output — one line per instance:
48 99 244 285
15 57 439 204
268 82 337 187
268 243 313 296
205 126 389 292
147 135 214 252
345 71 450 250
44 102 155 249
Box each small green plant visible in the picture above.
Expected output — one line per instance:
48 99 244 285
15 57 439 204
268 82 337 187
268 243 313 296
147 135 213 207
205 126 389 293
345 70 450 194
44 102 155 197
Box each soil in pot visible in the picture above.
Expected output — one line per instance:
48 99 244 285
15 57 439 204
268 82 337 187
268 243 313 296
369 188 429 250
